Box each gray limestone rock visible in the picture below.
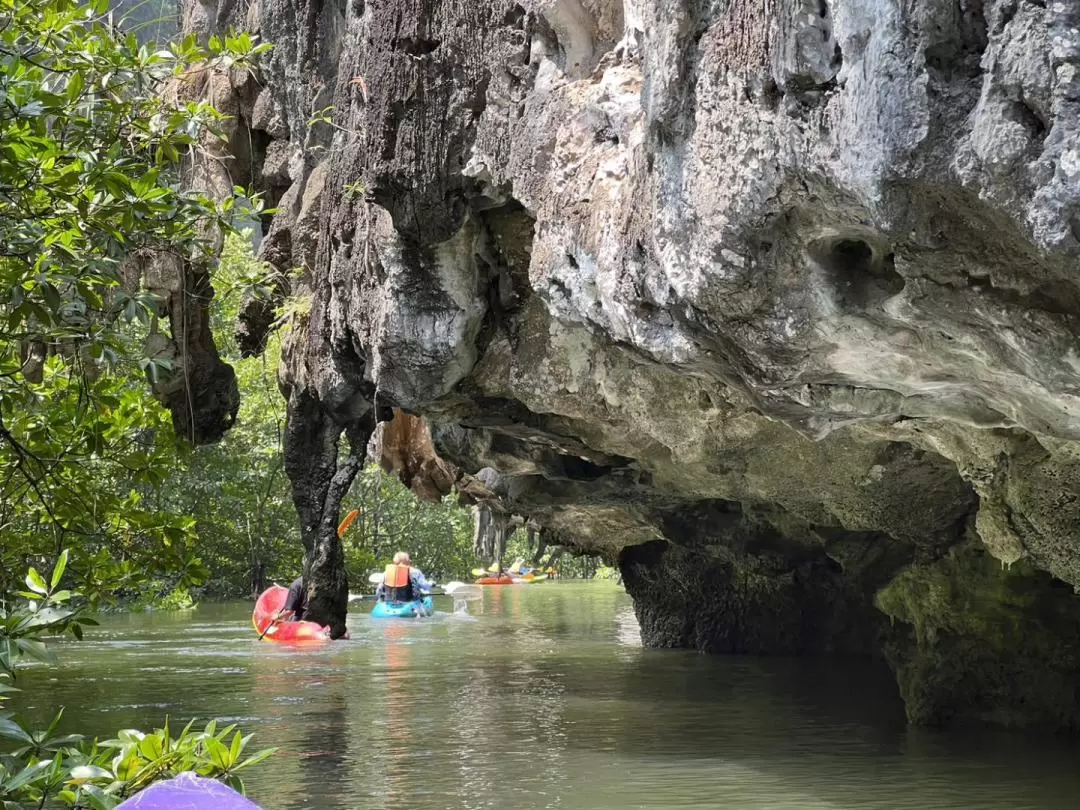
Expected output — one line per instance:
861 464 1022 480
184 0 1080 726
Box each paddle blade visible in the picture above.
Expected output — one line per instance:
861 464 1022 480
338 509 359 538
443 582 482 601
368 571 384 584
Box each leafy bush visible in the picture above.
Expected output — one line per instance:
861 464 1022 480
0 0 269 605
0 553 275 809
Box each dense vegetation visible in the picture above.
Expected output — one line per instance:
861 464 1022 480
0 0 271 605
0 0 279 804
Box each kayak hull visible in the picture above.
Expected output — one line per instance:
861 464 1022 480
252 585 332 642
371 597 433 618
511 573 549 584
116 773 262 810
475 575 515 585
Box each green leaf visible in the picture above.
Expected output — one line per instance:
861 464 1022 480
0 716 35 743
205 737 230 770
25 567 47 595
233 745 277 772
14 638 52 662
67 70 85 102
51 549 69 589
69 764 113 782
79 783 119 810
2 759 53 791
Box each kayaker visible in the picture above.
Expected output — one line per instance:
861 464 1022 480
376 552 431 611
280 576 308 621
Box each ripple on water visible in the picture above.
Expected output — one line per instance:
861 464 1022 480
11 584 1080 810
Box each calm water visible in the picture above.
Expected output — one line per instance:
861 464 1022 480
14 582 1080 809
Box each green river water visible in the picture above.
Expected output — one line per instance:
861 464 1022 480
14 582 1080 809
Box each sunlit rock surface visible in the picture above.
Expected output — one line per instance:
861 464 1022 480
186 0 1080 727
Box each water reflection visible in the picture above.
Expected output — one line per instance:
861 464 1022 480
14 583 1080 809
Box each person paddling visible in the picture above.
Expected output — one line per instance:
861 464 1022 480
376 552 431 615
280 576 307 622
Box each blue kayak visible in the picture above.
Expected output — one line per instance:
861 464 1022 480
371 597 433 619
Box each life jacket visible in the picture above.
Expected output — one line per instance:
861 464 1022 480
382 564 414 602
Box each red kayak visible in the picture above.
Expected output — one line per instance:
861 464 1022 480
252 585 331 642
475 574 514 585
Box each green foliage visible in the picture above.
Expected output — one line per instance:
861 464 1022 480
593 564 621 582
154 233 301 597
0 553 96 681
0 4 278 800
0 557 274 808
130 583 197 611
0 0 271 605
0 718 275 808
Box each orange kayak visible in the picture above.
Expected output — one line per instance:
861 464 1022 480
252 585 332 642
475 574 515 585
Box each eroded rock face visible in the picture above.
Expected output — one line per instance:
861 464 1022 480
188 0 1080 726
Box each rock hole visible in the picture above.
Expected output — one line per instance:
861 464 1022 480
834 239 872 267
503 3 526 27
593 126 619 145
566 252 579 269
393 36 441 57
924 0 988 83
821 555 844 575
810 236 905 311
1029 280 1080 319
1007 98 1048 144
749 76 783 110
560 455 610 481
960 0 989 53
995 0 1018 33
817 0 828 17
831 42 843 71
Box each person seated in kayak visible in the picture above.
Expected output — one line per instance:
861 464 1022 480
280 576 308 621
375 552 430 603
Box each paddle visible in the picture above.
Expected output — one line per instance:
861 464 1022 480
348 580 482 603
337 509 359 539
257 609 294 640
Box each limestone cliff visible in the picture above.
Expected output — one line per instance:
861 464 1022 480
185 0 1080 727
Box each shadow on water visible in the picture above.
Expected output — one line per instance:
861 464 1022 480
13 582 1080 809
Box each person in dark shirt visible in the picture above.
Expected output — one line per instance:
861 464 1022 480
281 576 307 621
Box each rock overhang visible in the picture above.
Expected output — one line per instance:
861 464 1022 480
182 0 1080 725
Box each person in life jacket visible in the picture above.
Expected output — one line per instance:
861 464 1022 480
375 551 431 607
